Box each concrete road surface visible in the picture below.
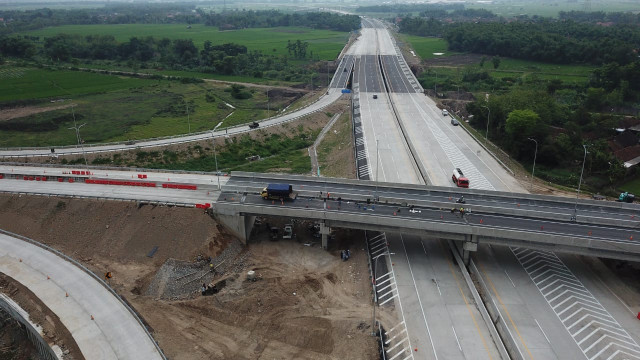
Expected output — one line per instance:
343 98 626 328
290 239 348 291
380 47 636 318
0 232 163 360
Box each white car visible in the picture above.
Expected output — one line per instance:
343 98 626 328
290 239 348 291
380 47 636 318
442 109 449 116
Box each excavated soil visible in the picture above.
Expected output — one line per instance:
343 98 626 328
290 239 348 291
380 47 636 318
0 194 377 359
0 273 82 360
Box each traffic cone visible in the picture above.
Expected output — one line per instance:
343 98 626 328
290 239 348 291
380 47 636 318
47 276 50 280
65 292 69 297
91 315 94 320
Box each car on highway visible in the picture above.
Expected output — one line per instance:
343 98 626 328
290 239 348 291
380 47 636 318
442 109 449 116
373 94 378 99
451 118 459 126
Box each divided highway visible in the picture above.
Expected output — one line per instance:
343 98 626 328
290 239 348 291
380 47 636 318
352 17 640 360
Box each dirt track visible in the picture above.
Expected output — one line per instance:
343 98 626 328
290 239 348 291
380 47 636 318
0 194 377 359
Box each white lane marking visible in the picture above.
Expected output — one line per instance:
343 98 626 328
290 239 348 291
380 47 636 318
534 318 551 344
400 233 439 360
504 270 516 288
452 325 463 352
579 256 638 317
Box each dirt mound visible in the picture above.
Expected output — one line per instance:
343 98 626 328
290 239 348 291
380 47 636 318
0 273 82 360
0 195 376 359
0 194 226 264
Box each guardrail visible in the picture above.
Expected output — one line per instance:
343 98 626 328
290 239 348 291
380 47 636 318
448 240 511 360
0 228 168 360
230 172 640 215
455 118 515 177
0 91 336 155
0 294 58 360
378 55 430 185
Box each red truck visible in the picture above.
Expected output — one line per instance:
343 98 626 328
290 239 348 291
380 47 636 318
452 168 469 188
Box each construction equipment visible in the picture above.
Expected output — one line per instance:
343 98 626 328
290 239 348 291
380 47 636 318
618 192 635 203
270 227 279 241
283 224 293 239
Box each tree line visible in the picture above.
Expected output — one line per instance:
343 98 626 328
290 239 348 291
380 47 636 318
0 34 319 81
399 17 640 66
0 3 201 34
0 5 360 35
203 10 361 32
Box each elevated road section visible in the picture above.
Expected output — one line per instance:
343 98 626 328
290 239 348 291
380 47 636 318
217 172 640 262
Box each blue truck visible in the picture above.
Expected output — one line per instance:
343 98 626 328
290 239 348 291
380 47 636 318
261 184 297 201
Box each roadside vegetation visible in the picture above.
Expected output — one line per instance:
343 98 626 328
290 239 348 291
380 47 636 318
0 66 303 147
54 121 324 174
387 3 640 195
316 112 356 179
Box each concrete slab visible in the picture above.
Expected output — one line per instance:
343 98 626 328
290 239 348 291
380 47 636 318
0 233 163 360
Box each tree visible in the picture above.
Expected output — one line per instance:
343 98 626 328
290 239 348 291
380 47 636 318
479 56 487 68
492 56 501 69
505 109 543 156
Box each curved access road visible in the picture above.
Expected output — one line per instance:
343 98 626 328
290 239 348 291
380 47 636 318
0 89 344 159
0 231 164 360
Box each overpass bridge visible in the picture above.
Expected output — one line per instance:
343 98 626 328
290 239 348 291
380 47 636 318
216 172 640 262
2 165 639 261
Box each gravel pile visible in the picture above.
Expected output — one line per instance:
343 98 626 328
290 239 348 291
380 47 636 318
146 239 246 300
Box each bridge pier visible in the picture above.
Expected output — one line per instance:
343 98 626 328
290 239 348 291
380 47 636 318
453 235 478 266
319 221 332 250
214 213 255 244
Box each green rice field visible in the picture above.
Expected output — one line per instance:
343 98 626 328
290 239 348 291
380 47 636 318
23 24 350 60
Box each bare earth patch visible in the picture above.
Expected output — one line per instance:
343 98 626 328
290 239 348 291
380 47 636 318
0 103 73 122
0 194 377 359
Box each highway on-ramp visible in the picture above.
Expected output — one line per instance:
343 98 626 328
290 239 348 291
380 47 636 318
0 231 164 360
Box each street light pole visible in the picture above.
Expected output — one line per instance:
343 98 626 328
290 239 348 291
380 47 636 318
375 139 379 203
574 144 588 220
68 119 88 170
527 138 538 192
211 131 220 190
186 103 191 134
372 251 394 335
482 105 491 146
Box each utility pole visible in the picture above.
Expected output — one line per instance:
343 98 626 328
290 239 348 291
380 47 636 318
482 104 491 146
211 131 221 190
267 89 270 118
528 138 538 192
186 103 191 134
573 145 588 221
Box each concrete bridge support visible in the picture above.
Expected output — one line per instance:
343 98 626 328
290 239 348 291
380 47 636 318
320 221 332 250
214 213 255 244
452 235 478 266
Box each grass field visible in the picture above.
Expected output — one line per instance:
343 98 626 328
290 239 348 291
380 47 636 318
397 34 454 59
24 24 350 61
0 66 155 102
619 177 640 194
0 65 301 147
398 33 595 89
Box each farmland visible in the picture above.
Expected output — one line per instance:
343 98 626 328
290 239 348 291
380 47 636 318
396 34 453 59
23 24 350 61
0 66 304 147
